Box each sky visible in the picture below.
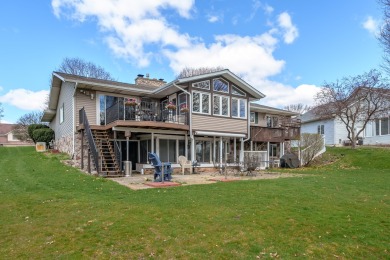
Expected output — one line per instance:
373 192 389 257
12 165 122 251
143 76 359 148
0 0 385 123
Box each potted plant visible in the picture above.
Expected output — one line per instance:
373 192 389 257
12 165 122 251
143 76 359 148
166 101 176 110
125 98 139 107
180 104 189 112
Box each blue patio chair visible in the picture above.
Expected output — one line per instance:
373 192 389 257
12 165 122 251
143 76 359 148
148 152 172 182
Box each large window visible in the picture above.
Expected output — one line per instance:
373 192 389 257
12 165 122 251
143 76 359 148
376 117 390 136
178 93 187 113
381 117 389 135
159 139 176 163
192 91 210 114
213 78 229 93
231 98 247 118
192 80 210 90
213 95 229 116
266 116 279 127
375 117 390 135
196 140 211 163
232 85 246 96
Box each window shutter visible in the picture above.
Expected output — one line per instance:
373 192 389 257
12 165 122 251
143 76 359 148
255 112 258 124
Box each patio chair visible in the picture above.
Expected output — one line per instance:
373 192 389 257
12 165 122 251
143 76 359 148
178 155 192 175
148 152 172 182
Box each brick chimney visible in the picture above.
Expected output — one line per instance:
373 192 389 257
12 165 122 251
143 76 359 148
135 73 166 88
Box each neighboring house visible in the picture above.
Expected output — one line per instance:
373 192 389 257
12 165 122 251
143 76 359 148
42 70 300 176
0 124 33 146
300 110 363 146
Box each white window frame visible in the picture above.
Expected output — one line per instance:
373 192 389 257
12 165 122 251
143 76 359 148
192 91 211 115
59 103 64 124
250 112 255 123
213 94 230 117
192 80 210 90
178 92 188 113
213 78 229 93
231 98 247 119
232 85 246 97
317 124 324 135
380 117 390 135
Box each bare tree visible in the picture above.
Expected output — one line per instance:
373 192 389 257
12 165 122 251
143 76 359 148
314 69 390 148
284 103 311 115
13 111 44 141
57 57 115 80
176 66 226 79
0 102 3 123
379 0 390 74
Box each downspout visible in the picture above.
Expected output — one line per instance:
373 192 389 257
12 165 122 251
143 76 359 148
173 83 194 162
240 101 251 164
72 82 79 158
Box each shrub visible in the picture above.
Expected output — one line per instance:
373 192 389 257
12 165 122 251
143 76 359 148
28 124 49 143
32 128 54 145
299 133 325 166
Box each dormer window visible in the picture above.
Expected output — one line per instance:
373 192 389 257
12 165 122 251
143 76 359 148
213 78 229 93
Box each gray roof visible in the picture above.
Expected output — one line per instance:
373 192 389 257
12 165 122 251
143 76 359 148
250 103 298 116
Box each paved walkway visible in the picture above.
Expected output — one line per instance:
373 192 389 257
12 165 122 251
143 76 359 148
109 171 298 190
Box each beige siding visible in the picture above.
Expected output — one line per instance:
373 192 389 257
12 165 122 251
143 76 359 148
192 114 247 133
76 90 97 126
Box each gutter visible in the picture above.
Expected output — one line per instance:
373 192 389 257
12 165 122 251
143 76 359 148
244 100 251 142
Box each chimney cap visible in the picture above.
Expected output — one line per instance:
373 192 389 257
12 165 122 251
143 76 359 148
137 74 144 78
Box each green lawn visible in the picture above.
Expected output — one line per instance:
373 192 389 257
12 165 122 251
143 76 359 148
0 146 389 259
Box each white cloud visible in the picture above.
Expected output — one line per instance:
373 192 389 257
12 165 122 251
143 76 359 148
52 0 194 67
0 89 49 110
363 16 380 36
207 15 220 23
263 4 274 15
277 12 298 44
257 81 320 108
164 32 285 81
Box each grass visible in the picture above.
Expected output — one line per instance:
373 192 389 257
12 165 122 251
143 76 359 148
0 146 389 259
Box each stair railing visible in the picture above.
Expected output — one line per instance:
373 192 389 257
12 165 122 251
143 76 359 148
79 107 100 174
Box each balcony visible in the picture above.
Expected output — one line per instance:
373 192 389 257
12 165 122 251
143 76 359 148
251 118 301 142
78 100 189 132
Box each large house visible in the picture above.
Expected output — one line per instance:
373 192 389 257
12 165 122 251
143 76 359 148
42 70 300 176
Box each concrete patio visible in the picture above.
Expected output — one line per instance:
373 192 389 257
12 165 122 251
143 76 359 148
109 171 299 190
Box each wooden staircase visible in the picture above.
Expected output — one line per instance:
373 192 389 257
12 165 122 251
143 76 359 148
91 129 122 177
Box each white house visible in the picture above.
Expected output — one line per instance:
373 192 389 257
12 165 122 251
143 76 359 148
300 109 390 146
300 110 357 146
